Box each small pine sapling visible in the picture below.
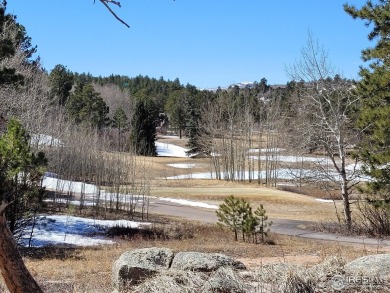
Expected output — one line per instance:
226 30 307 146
254 204 272 243
216 195 245 241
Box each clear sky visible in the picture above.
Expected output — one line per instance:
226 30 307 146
7 0 372 89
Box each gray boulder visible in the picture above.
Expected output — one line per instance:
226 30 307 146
170 251 246 272
201 267 250 293
112 247 174 291
345 254 390 277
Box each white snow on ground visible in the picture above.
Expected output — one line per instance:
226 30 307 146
43 189 146 209
248 148 286 153
21 215 150 247
30 134 63 147
166 169 316 180
249 155 334 164
315 198 334 203
43 198 96 207
158 197 218 209
167 163 196 169
42 176 99 194
167 173 214 179
156 142 190 158
158 135 180 139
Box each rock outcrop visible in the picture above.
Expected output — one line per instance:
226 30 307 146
112 247 174 290
112 247 246 292
112 248 390 293
345 254 390 277
170 251 246 272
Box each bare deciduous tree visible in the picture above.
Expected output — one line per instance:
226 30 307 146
200 88 282 184
285 31 361 229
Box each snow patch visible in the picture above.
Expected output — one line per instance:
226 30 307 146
167 163 196 169
21 215 150 247
248 148 285 153
30 134 63 147
42 176 99 194
156 142 190 158
158 197 218 209
249 155 333 164
315 198 334 203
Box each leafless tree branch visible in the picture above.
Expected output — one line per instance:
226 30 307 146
95 0 130 28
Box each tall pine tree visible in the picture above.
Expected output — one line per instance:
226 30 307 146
345 1 390 195
49 64 74 106
0 118 47 236
65 83 110 129
130 98 157 156
0 1 23 85
0 3 45 291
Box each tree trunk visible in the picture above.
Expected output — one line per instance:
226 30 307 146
0 205 43 293
339 151 352 230
341 183 352 230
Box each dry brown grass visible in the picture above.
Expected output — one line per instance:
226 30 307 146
151 180 340 222
0 222 384 293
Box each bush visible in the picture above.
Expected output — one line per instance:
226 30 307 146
106 222 195 240
356 195 390 236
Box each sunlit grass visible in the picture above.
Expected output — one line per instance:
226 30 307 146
6 221 386 293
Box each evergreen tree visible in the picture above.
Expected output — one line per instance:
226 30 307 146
216 195 268 242
49 64 74 106
0 118 47 236
216 195 244 241
186 90 214 157
185 105 200 156
112 107 128 130
165 89 188 138
0 3 45 292
112 107 128 151
216 195 272 242
0 1 23 85
65 83 110 129
184 86 199 155
253 204 272 242
345 1 390 195
130 98 157 156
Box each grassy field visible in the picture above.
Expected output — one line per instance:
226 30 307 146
151 181 339 222
147 137 344 222
0 137 383 292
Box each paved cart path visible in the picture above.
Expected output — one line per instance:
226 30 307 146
149 198 390 246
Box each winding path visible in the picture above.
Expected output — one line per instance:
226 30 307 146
148 198 390 246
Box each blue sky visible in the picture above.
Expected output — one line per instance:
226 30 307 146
7 0 372 89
